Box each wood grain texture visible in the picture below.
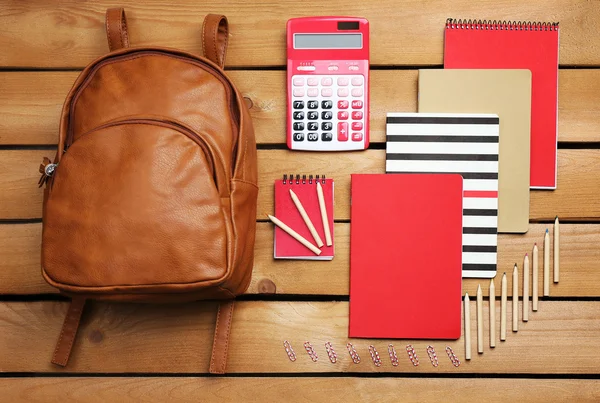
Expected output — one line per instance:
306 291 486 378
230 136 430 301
1 70 599 145
1 378 599 403
2 149 598 220
0 300 599 373
1 223 598 297
0 1 598 67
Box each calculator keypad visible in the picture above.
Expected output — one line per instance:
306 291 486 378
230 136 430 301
291 74 366 150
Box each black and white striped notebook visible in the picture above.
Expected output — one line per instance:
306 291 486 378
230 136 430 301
386 113 499 278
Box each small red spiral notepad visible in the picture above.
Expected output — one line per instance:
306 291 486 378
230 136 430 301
444 19 559 189
349 174 463 339
273 174 334 260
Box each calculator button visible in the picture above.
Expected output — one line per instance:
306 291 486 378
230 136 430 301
348 65 359 71
321 88 333 97
308 122 319 131
321 122 333 131
338 100 349 109
322 100 333 109
307 111 318 120
351 100 363 109
293 77 305 86
351 77 363 86
352 122 363 131
321 77 333 86
293 122 304 131
307 132 319 142
293 111 304 120
321 111 333 120
337 122 349 141
307 88 318 97
322 132 333 141
337 77 349 86
337 88 349 97
352 132 363 142
293 88 305 97
307 100 318 109
338 111 349 120
307 77 319 86
351 88 363 97
293 132 305 142
352 111 363 120
293 101 304 109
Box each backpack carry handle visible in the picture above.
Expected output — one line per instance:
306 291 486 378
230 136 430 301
202 14 229 69
105 8 130 52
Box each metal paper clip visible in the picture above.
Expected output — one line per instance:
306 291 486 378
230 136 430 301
346 342 361 364
369 345 382 367
427 345 439 367
406 344 419 366
325 342 337 364
304 341 318 362
446 346 461 367
388 344 399 366
283 340 296 362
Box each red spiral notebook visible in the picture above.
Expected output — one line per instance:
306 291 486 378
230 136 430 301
274 174 334 260
444 19 559 189
349 174 463 339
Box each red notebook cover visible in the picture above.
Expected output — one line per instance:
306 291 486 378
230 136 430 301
444 19 559 189
349 174 463 339
274 174 334 260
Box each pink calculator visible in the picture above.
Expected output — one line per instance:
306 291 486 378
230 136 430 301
287 17 369 151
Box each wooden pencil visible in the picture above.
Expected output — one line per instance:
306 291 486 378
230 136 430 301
554 216 560 283
267 214 321 255
464 292 471 360
289 189 324 247
512 264 518 332
477 284 483 354
489 278 496 348
500 272 507 341
316 182 333 246
523 253 530 322
544 228 550 296
532 243 539 311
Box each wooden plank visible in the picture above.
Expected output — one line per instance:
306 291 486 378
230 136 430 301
0 300 599 373
0 1 598 67
1 223 598 297
1 149 599 220
1 378 599 403
1 70 600 145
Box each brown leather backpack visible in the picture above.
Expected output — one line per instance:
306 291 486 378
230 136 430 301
38 8 258 374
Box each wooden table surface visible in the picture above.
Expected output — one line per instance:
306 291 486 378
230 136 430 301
1 1 600 401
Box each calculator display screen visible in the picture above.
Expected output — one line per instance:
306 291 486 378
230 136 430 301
293 33 362 49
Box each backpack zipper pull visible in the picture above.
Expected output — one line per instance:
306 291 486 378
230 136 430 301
38 157 58 188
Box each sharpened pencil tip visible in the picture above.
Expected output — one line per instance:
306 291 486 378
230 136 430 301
526 253 528 256
555 215 558 220
546 228 549 233
535 243 537 246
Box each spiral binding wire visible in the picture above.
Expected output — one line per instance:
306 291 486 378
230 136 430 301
446 18 559 31
282 174 326 185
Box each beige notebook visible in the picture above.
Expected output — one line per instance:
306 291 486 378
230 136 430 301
418 69 531 233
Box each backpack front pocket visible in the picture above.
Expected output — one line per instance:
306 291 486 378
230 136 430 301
42 120 230 292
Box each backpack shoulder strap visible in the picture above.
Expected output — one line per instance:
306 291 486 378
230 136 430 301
51 297 87 366
106 8 130 52
202 14 229 68
209 300 235 374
